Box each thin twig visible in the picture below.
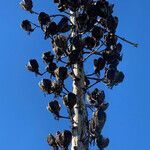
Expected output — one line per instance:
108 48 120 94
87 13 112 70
60 60 68 64
64 11 73 16
59 115 70 119
31 10 39 15
83 43 104 62
115 35 139 47
41 71 47 76
86 104 94 112
87 77 101 81
63 86 70 93
116 35 138 47
49 14 74 25
62 91 67 95
86 73 95 77
86 79 102 90
83 50 104 56
30 22 40 28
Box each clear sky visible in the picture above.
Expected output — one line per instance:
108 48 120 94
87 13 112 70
0 0 149 150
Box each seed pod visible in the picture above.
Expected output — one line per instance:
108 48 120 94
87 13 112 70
21 20 34 33
86 16 97 31
46 63 57 76
53 35 68 51
67 0 80 11
96 0 110 18
96 135 109 149
94 89 105 101
58 4 67 12
42 51 54 64
76 13 88 30
62 130 72 148
54 0 59 3
84 37 96 49
68 50 80 65
114 46 122 53
26 59 39 74
87 94 95 105
107 16 118 32
104 33 117 46
116 43 122 53
93 109 106 132
103 67 121 88
58 17 70 33
47 100 61 117
38 79 52 94
54 67 68 81
44 22 58 38
77 13 88 25
105 67 116 81
55 130 72 149
99 18 107 28
51 81 63 95
52 35 67 58
70 36 84 49
92 26 104 40
102 49 120 66
20 0 33 12
47 134 58 150
63 92 77 109
89 109 107 140
100 102 109 111
87 89 105 107
86 3 97 18
114 71 124 85
94 57 106 75
96 0 113 18
57 0 68 11
38 12 50 27
55 131 63 148
52 45 64 59
89 118 96 137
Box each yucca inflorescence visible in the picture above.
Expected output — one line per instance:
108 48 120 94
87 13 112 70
20 0 137 149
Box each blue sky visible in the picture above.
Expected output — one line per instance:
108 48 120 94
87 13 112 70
0 0 149 150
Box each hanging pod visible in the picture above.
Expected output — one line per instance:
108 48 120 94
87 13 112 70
42 51 54 64
44 22 58 39
84 36 96 49
63 92 77 109
51 81 63 96
26 59 40 74
87 88 105 107
54 67 68 81
47 134 58 150
20 0 33 13
38 79 52 94
45 63 57 76
47 100 61 117
92 26 104 40
21 20 34 34
58 17 70 33
94 57 106 75
55 130 72 149
96 135 109 149
38 12 50 27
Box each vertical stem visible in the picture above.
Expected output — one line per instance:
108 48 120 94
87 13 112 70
70 11 89 150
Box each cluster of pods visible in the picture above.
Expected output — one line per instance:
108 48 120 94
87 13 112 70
20 0 129 149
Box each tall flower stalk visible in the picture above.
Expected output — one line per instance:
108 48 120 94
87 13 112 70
20 0 138 149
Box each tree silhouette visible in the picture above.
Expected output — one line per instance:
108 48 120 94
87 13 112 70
20 0 138 149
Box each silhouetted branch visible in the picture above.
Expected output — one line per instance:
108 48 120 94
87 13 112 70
116 35 138 47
